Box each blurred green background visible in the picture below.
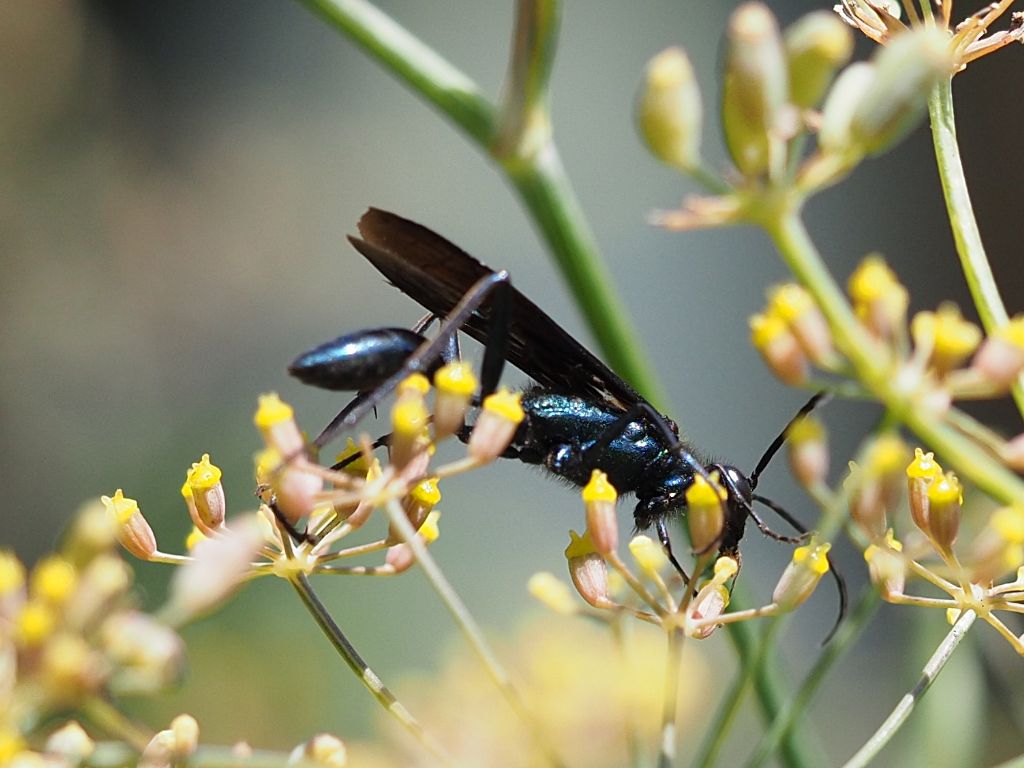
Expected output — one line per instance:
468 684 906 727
2 0 1022 764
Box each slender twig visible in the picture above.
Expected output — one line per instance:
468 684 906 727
928 77 1024 418
288 573 452 765
841 609 977 768
382 499 566 768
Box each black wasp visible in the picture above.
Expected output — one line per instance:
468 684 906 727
290 208 840 610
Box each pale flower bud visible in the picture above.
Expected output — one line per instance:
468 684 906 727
971 317 1024 391
772 539 831 610
850 28 955 156
101 611 185 694
864 533 906 599
787 417 829 491
164 516 264 625
45 721 95 762
169 715 199 757
722 2 788 176
785 11 853 109
289 733 348 767
102 490 156 561
687 583 729 639
565 531 613 609
637 46 703 172
629 535 669 579
186 454 226 530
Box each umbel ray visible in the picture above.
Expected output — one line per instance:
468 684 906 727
290 208 845 624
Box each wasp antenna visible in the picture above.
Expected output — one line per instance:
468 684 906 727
748 391 831 490
753 492 847 643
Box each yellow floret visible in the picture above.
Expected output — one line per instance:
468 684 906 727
410 478 442 507
254 393 294 428
397 373 431 396
435 362 477 396
482 388 525 423
186 453 222 490
906 447 942 480
685 472 727 508
582 470 618 503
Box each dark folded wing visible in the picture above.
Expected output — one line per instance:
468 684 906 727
349 207 644 411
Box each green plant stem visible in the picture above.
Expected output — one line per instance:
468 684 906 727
768 212 1024 505
288 573 452 765
297 0 665 404
696 618 796 768
657 628 684 768
382 500 566 768
841 608 977 768
743 588 882 768
719 592 815 768
700 618 819 768
928 78 1024 418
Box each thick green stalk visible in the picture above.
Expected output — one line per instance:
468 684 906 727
768 213 1024 506
928 79 1024 418
298 0 664 403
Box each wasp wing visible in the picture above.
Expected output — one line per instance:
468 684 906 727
349 208 644 411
